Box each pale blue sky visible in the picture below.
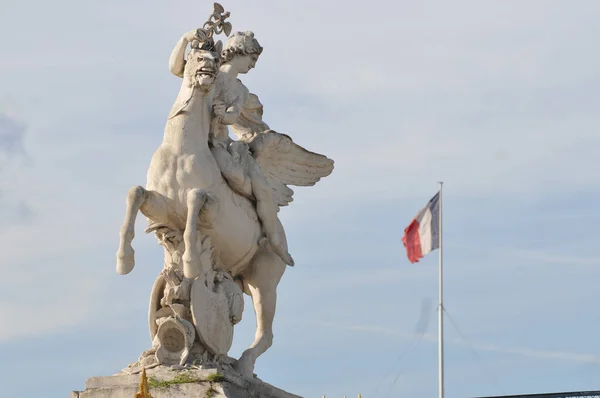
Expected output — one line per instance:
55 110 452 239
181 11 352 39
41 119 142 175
1 1 600 397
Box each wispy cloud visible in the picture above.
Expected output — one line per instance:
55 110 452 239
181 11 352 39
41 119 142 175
0 112 33 227
0 112 26 155
306 320 600 365
506 250 600 266
0 198 33 226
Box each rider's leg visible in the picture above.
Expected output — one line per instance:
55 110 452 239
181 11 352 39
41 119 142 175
211 145 252 198
248 164 295 266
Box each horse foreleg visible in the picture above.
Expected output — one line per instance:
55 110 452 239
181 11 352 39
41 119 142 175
116 186 147 275
181 188 208 279
117 186 169 275
235 248 286 378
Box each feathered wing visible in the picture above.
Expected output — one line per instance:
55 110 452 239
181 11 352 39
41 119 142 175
247 131 334 208
229 91 334 207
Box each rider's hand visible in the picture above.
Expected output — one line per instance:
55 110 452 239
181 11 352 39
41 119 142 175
183 29 203 42
213 102 226 118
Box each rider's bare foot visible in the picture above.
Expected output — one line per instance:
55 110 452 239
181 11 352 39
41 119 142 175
259 235 295 266
271 242 295 266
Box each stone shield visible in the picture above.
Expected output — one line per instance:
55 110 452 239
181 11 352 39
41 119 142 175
190 276 234 355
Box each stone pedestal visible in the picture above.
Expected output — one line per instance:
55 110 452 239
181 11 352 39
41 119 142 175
71 367 301 398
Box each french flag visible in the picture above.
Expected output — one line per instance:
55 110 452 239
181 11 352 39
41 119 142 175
402 192 441 263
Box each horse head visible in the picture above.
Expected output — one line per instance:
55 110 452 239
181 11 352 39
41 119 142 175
183 39 223 93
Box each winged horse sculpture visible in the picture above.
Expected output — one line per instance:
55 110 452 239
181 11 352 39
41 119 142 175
114 9 334 378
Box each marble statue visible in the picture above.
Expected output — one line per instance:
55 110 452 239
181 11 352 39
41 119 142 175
115 3 334 379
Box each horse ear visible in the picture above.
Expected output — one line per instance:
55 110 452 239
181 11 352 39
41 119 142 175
214 40 223 56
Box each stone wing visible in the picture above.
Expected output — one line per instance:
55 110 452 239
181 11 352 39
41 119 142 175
248 131 334 208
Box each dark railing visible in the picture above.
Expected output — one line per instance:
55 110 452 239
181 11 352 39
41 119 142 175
474 391 600 398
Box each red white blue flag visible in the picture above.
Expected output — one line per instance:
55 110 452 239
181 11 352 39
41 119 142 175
402 192 441 263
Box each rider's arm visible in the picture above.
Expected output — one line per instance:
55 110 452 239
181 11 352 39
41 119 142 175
211 124 232 146
169 37 188 78
220 86 249 125
169 30 199 78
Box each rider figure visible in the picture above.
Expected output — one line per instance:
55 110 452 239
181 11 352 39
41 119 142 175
211 31 294 267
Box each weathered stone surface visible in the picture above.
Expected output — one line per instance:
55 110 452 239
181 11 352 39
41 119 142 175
113 1 334 379
72 367 302 398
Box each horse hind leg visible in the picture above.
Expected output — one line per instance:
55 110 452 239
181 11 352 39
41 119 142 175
116 186 169 275
235 248 286 378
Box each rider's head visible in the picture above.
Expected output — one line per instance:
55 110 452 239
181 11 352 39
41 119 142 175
221 31 263 74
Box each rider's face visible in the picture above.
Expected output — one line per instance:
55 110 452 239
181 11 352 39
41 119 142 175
235 54 259 74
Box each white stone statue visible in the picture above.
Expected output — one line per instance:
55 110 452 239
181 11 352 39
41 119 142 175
115 3 334 378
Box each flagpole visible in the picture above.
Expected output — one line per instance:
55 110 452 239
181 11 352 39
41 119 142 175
438 181 444 398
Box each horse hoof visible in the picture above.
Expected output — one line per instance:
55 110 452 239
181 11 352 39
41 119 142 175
116 246 135 275
234 355 254 378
